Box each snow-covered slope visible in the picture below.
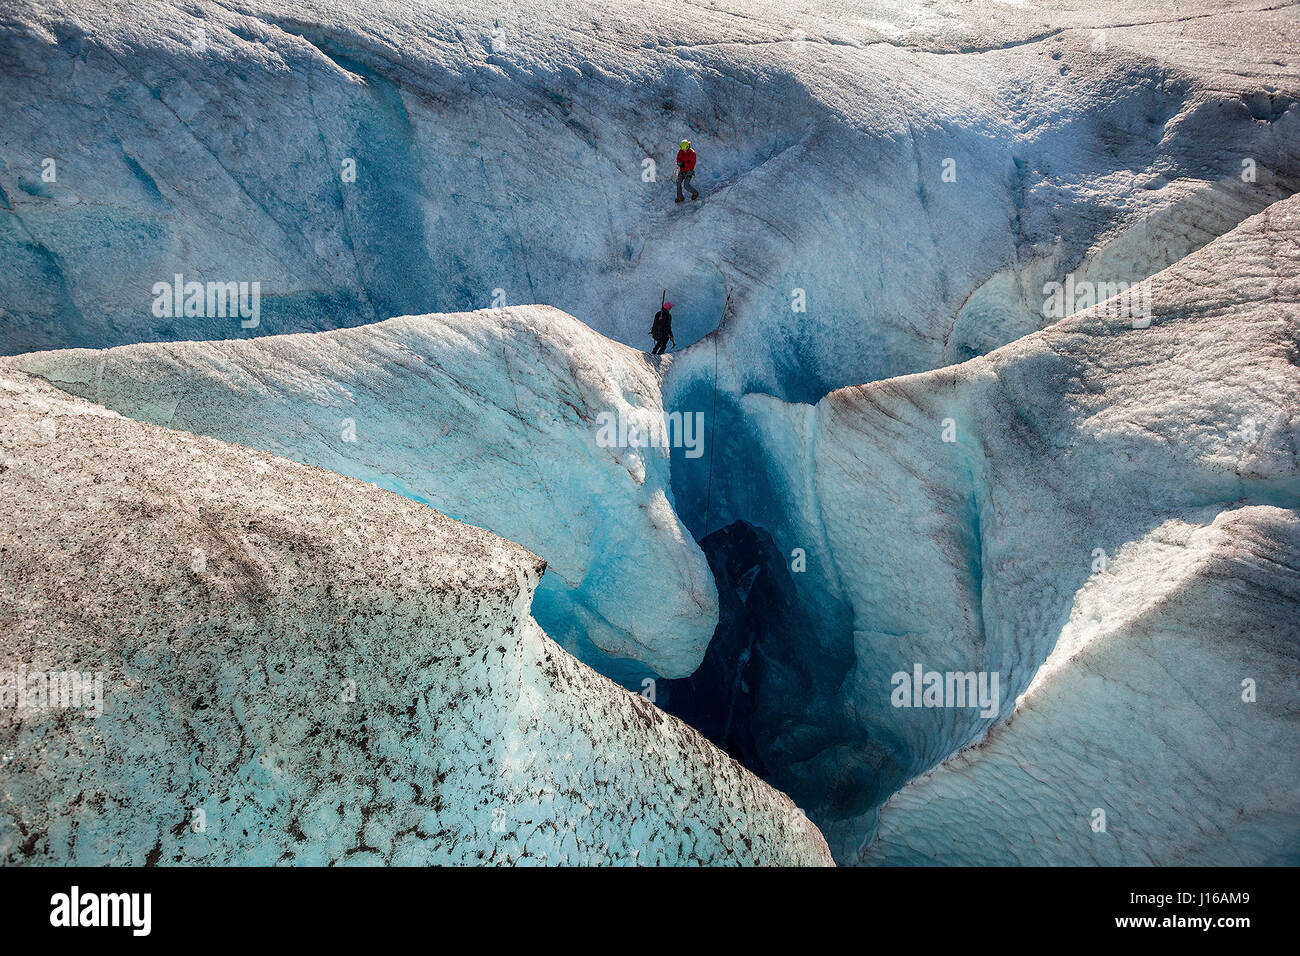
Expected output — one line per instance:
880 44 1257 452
666 193 1300 862
866 505 1300 865
2 0 1296 398
0 366 831 865
6 305 716 680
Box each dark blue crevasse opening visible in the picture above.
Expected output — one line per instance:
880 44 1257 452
657 519 897 836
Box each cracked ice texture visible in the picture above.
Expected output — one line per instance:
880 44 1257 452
7 306 718 680
1 0 1298 399
0 367 831 866
680 193 1300 862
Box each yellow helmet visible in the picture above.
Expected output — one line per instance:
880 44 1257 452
680 140 690 149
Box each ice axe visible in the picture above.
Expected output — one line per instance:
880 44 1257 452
665 291 677 347
660 291 676 351
663 291 676 348
667 297 677 351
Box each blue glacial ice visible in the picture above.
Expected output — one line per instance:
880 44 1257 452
0 365 832 865
8 306 718 681
2 0 1299 866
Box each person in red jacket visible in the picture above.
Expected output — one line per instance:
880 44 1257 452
675 139 700 203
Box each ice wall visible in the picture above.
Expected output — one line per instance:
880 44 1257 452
3 0 1297 399
666 194 1300 862
866 506 1300 865
6 306 717 680
3 0 1299 866
0 366 831 865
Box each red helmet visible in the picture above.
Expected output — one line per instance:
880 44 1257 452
663 302 674 310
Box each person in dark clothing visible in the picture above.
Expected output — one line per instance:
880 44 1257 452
675 140 700 203
650 301 675 354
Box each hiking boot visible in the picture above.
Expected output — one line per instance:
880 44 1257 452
675 197 684 203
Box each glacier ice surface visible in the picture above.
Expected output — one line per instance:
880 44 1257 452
8 306 718 681
1 0 1298 866
0 366 831 865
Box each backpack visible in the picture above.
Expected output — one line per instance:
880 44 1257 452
651 309 670 338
